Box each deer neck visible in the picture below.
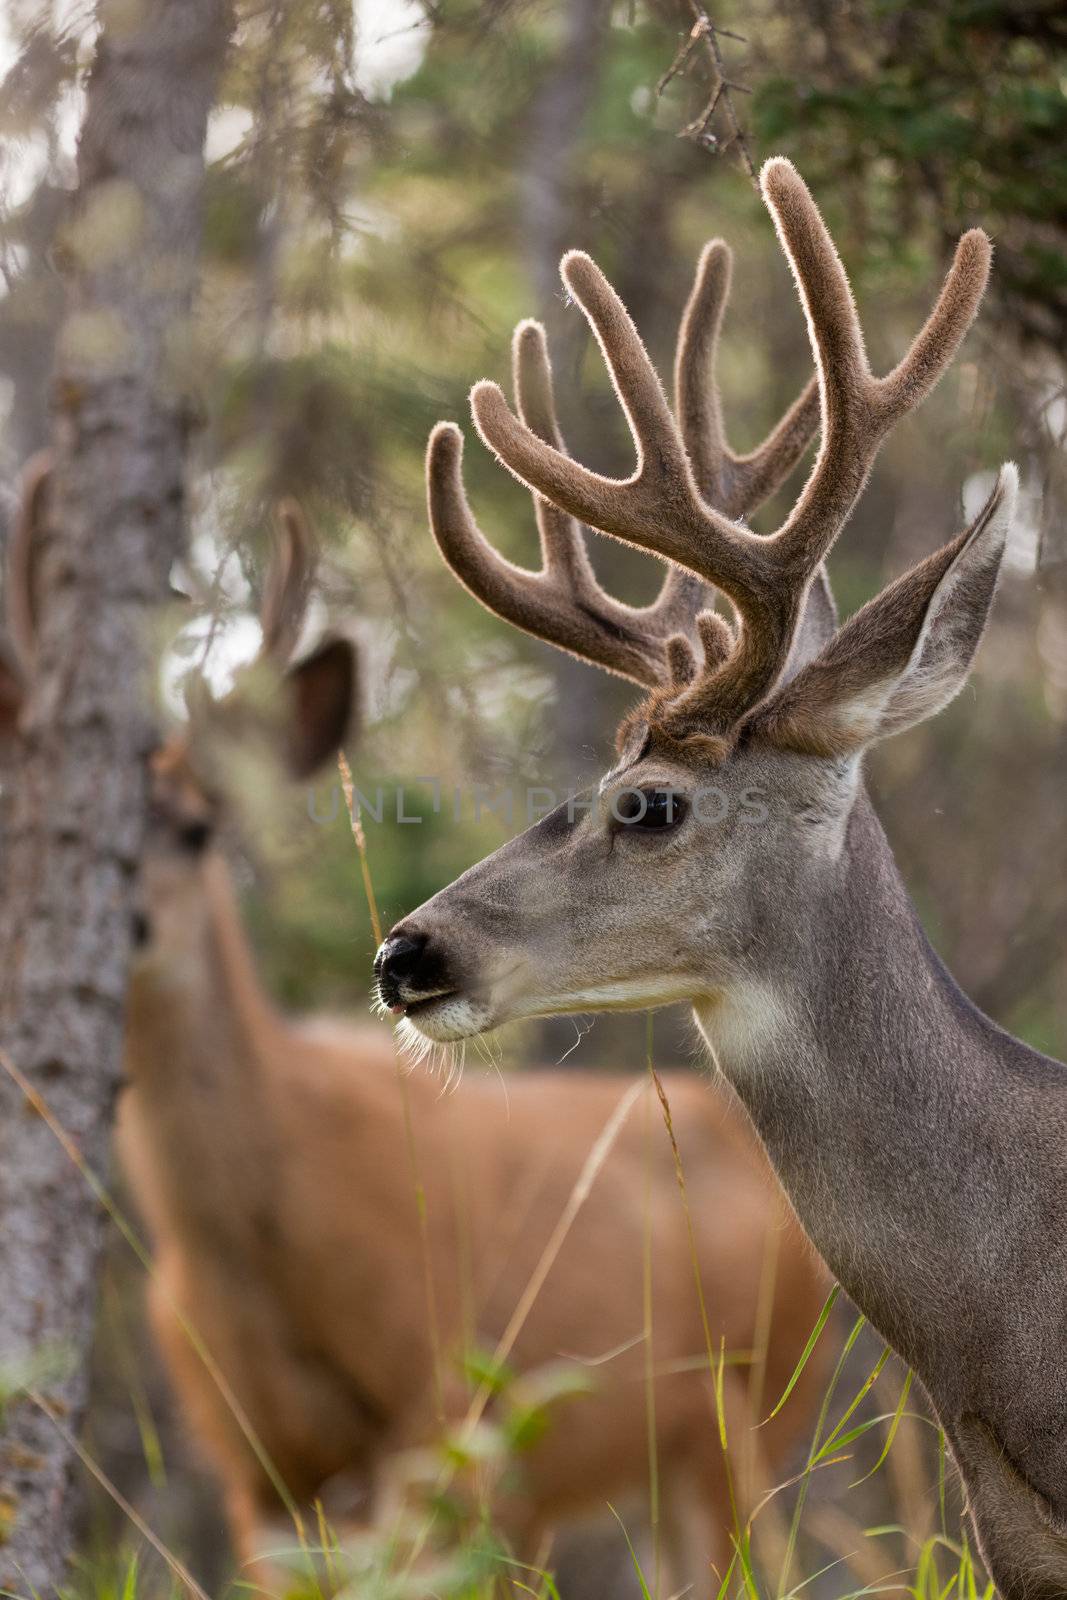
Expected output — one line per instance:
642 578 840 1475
694 791 1067 1468
123 854 283 1244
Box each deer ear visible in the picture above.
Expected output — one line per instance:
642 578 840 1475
779 565 838 686
283 637 359 779
752 466 1017 757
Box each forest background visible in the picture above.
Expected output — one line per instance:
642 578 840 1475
0 0 1065 1593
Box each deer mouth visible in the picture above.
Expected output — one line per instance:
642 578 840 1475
391 987 457 1019
393 960 530 1043
397 989 497 1043
374 934 521 1041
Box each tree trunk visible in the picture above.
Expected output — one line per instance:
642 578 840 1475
0 2 231 1590
519 0 613 794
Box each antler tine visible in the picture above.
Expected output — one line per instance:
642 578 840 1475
429 424 662 686
879 228 991 417
762 157 991 568
513 318 712 665
429 320 712 688
512 319 598 597
512 319 564 447
472 254 731 574
665 158 991 724
674 240 731 500
472 160 991 730
259 498 318 666
674 239 819 517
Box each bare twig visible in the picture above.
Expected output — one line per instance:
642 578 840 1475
656 8 757 186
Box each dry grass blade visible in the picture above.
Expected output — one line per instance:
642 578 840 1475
27 1388 210 1600
391 1079 650 1585
338 748 446 1423
338 750 383 946
459 1076 648 1439
646 1030 751 1573
641 1093 662 1594
0 1046 302 1530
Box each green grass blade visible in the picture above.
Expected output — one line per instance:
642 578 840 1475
715 1551 739 1600
853 1368 915 1487
765 1283 840 1421
731 1526 762 1600
608 1505 654 1600
811 1415 889 1464
816 1343 891 1458
777 1311 865 1593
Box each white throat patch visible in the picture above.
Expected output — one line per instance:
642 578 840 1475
693 980 794 1075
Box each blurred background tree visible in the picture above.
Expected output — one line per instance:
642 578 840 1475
0 0 1064 1592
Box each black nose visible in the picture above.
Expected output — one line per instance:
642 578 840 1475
375 930 429 1006
131 910 152 949
376 932 426 982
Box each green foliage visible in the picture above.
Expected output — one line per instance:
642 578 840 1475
752 0 1067 342
257 1348 593 1600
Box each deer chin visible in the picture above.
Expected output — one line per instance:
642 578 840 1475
406 971 702 1045
399 990 496 1043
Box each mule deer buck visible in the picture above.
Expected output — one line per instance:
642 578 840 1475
376 157 1067 1599
0 475 831 1595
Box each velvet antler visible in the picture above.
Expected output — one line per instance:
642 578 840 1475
428 218 820 690
449 159 990 729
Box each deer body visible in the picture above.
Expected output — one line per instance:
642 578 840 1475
696 796 1067 1560
119 839 828 1585
379 159 1067 1593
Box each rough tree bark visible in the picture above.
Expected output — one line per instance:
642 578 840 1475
0 2 231 1590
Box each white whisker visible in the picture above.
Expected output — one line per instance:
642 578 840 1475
394 1017 434 1067
555 1015 596 1066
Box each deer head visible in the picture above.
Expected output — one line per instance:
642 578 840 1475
140 504 358 968
376 158 1015 1046
0 470 357 960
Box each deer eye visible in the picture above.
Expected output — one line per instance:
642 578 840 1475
178 820 213 855
612 788 687 831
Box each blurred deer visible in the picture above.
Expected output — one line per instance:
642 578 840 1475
1 474 830 1597
378 156 1067 1599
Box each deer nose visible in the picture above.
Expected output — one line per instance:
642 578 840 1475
375 930 431 1010
377 931 426 982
